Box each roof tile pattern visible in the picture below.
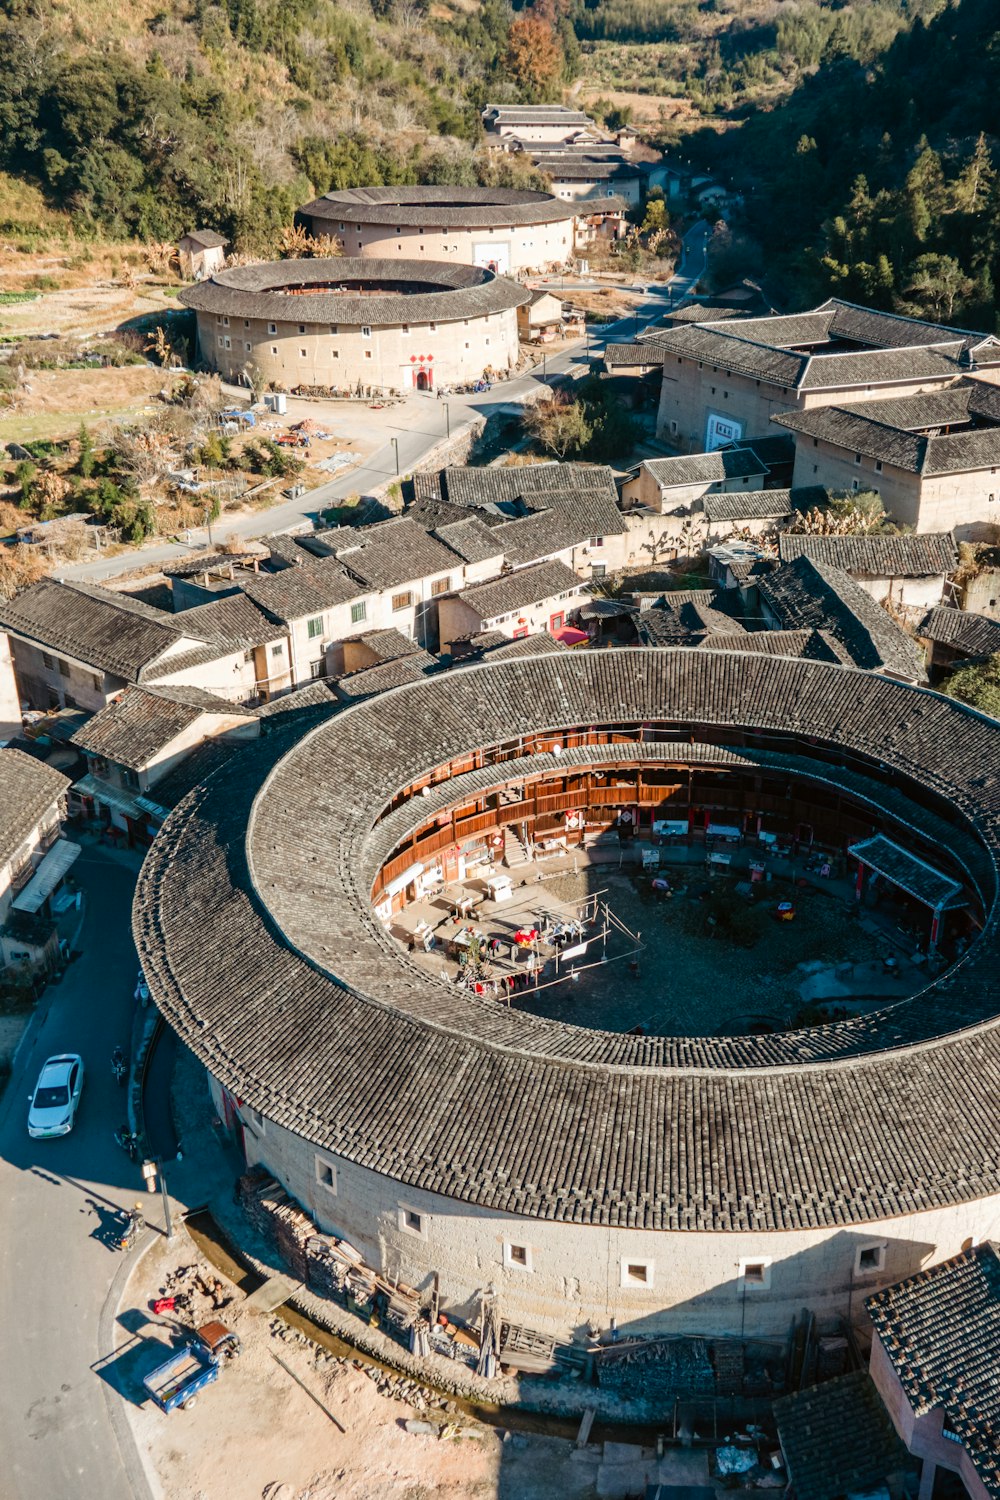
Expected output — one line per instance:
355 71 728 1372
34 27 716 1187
135 650 1000 1232
71 685 251 770
774 1371 906 1500
867 1244 1000 1496
759 557 925 679
920 607 1000 657
0 749 69 867
778 533 958 576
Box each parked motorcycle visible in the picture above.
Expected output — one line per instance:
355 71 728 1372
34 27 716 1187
111 1046 127 1086
134 970 150 1006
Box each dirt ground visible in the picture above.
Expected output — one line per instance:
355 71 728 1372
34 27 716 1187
0 365 179 442
123 1233 589 1500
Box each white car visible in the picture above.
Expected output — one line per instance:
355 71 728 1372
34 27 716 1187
27 1054 84 1139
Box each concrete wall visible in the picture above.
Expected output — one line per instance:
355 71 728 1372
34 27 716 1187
146 644 260 704
551 178 642 207
142 712 260 790
0 634 23 741
656 356 958 455
8 638 118 714
791 438 1000 538
438 583 590 654
622 465 765 514
305 218 573 276
869 1337 992 1500
196 305 520 394
0 804 61 923
221 1083 1000 1342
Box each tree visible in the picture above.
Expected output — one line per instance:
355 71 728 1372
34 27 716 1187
506 14 562 97
77 423 95 479
956 134 995 214
942 653 1000 719
902 254 974 322
522 393 592 459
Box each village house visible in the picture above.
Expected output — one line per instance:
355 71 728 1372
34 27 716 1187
757 555 926 682
866 1242 1000 1500
0 579 263 717
701 489 796 542
777 533 958 620
774 381 1000 538
918 605 1000 676
0 749 75 978
773 1370 910 1500
437 558 589 654
623 446 771 513
651 300 1000 454
178 228 229 279
516 290 565 344
69 685 259 846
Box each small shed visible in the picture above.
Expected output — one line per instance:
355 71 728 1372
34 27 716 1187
179 230 229 281
517 290 564 343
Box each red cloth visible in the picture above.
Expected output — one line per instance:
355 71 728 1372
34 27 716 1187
152 1297 175 1314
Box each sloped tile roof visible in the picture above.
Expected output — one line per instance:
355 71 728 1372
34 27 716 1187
458 559 584 619
774 390 1000 476
703 488 794 522
867 1244 1000 1497
0 749 69 868
490 490 626 568
353 628 424 663
241 558 364 621
698 628 845 663
433 517 504 566
774 1372 907 1500
919 606 1000 657
134 650 1000 1234
303 184 574 230
433 461 616 510
333 517 458 590
174 592 288 647
333 651 436 702
0 580 188 682
850 833 964 909
778 533 958 576
758 556 925 679
71 685 252 770
644 449 766 488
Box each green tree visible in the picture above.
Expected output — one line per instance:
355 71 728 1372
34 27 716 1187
522 393 593 459
942 653 1000 719
77 423 95 479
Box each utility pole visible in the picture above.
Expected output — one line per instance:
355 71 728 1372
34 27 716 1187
391 436 399 476
142 1158 174 1240
443 402 450 440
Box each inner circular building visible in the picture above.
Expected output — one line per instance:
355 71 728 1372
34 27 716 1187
134 649 1000 1341
180 257 529 392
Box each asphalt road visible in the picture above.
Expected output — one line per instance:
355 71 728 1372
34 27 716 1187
0 847 151 1500
61 221 710 585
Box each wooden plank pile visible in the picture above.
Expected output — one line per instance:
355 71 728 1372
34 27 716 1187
711 1340 745 1396
236 1167 420 1331
595 1335 716 1399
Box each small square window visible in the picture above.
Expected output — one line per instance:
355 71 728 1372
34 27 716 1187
364 350 371 359
271 643 284 659
875 460 883 473
350 601 367 624
298 324 306 335
330 325 338 335
401 325 410 335
218 335 225 346
431 577 450 597
307 616 323 639
268 323 277 335
392 591 412 612
315 1157 337 1192
361 326 372 338
855 1243 886 1275
245 1107 264 1134
223 316 229 327
309 660 323 680
271 346 278 355
58 658 70 678
300 348 307 358
621 1257 654 1288
41 652 54 670
854 452 862 464
331 350 339 358
244 319 250 328
739 1257 772 1289
399 1205 425 1236
504 1242 533 1271
244 341 252 352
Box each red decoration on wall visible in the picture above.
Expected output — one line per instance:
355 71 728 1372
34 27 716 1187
410 355 416 362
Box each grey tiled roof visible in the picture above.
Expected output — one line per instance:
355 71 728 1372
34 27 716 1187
303 185 574 229
134 650 1000 1233
656 323 807 385
850 833 964 908
184 229 227 249
703 488 794 522
353 628 423 663
759 556 925 679
774 389 1000 476
333 517 458 591
0 580 189 683
432 517 504 566
179 258 530 327
644 449 766 488
333 652 436 702
430 461 616 510
174 593 288 647
778 533 958 576
774 1372 907 1500
458 559 584 619
475 632 568 660
71 685 252 770
822 296 989 351
698 628 845 663
255 681 339 721
241 559 364 621
636 591 743 645
867 1244 1000 1497
603 342 667 368
0 749 69 867
919 606 1000 657
800 344 962 390
490 490 625 567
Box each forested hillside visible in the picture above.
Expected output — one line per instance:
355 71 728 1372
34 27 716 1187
0 0 569 249
695 0 1000 328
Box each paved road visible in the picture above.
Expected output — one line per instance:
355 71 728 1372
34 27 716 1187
60 221 710 585
0 848 150 1500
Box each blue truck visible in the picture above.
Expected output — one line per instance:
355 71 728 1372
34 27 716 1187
143 1341 220 1413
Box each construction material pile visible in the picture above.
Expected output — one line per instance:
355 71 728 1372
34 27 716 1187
236 1166 420 1333
595 1335 717 1399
